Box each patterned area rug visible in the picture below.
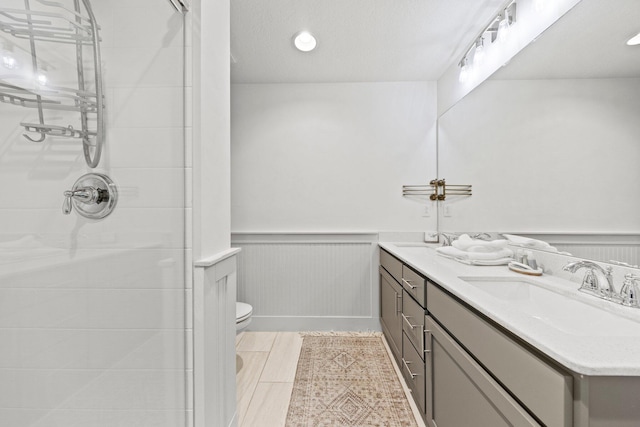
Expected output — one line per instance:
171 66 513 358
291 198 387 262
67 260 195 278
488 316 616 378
285 334 419 426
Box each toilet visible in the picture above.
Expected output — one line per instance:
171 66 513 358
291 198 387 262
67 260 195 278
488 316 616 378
236 302 253 331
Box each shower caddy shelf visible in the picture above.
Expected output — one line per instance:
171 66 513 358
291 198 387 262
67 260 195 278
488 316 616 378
0 0 105 168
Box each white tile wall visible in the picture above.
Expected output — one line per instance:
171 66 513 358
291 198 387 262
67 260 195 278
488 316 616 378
0 1 188 426
0 209 185 249
107 127 185 168
0 168 185 209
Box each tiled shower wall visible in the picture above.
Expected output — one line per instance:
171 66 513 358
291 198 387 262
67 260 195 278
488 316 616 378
0 1 187 426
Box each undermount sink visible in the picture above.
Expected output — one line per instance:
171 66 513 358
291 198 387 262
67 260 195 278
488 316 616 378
459 276 640 337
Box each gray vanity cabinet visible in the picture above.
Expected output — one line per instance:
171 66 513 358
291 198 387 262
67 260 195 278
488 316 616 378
380 249 428 419
380 265 402 363
381 247 640 427
425 316 540 427
427 282 573 427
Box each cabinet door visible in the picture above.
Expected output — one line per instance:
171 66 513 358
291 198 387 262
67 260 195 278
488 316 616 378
402 332 426 415
425 316 540 427
380 266 402 363
402 290 426 360
402 264 426 307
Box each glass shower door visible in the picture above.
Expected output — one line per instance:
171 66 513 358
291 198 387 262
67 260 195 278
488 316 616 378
0 1 187 426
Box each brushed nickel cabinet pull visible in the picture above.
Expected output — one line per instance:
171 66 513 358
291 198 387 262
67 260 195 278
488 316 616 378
402 358 418 379
402 278 417 289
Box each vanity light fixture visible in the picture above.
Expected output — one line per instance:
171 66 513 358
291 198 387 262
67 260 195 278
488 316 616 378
474 37 485 66
627 32 640 46
1 42 18 70
458 1 517 82
458 57 470 83
293 31 317 52
497 3 517 43
497 13 510 43
36 65 48 86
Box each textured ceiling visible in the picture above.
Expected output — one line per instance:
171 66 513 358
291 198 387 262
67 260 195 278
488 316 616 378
492 0 640 80
230 0 506 83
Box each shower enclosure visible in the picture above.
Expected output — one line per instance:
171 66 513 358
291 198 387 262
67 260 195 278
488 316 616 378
0 0 188 425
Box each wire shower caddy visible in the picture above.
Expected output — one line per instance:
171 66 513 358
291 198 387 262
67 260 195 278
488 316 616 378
0 0 105 168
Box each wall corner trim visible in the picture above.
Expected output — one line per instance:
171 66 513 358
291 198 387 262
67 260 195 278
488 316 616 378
194 247 242 268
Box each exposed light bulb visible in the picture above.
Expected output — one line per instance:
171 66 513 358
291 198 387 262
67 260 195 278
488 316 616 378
2 53 17 70
459 57 470 83
36 68 48 86
293 31 317 52
1 44 18 70
627 32 640 46
497 12 510 43
474 38 485 67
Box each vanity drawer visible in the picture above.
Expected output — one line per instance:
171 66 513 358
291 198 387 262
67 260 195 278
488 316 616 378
402 265 426 307
402 332 426 415
427 283 573 427
402 290 426 360
380 249 402 284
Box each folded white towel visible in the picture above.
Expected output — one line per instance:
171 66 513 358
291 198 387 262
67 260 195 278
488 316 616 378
451 234 508 252
502 234 551 249
436 245 513 261
465 245 504 253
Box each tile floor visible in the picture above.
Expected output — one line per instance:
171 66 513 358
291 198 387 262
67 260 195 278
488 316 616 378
235 331 426 427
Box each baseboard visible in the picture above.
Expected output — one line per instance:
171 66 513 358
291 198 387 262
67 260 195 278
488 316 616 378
247 316 382 332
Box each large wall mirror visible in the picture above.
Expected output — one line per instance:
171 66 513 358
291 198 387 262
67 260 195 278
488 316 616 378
438 0 640 268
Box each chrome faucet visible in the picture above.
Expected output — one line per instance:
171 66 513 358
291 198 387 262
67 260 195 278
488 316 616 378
620 274 640 308
470 232 492 241
440 232 492 246
563 260 616 300
439 232 459 246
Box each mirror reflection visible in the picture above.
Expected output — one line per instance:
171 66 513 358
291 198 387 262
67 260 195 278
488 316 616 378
438 0 640 268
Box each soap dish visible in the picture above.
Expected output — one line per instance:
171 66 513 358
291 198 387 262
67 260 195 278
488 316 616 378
508 261 543 276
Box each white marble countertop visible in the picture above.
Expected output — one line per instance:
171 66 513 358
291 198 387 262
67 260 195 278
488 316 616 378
379 242 640 376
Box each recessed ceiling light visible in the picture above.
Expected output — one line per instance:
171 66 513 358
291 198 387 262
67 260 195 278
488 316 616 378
293 31 317 52
627 32 640 46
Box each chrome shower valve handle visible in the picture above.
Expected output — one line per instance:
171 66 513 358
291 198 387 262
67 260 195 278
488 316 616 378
62 173 117 219
62 187 108 215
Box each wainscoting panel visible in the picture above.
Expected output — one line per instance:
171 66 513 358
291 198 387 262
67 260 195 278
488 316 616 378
554 244 639 268
517 233 640 268
232 233 380 331
193 249 240 427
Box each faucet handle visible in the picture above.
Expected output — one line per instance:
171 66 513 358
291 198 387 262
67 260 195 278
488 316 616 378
62 188 99 215
470 232 492 241
620 274 640 308
62 190 73 215
440 232 459 247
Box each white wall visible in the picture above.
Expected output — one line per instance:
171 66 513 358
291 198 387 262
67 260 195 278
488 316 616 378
190 0 236 425
231 82 438 232
0 2 187 426
191 0 231 259
438 78 640 233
